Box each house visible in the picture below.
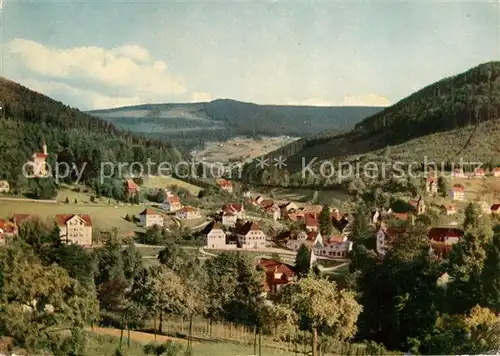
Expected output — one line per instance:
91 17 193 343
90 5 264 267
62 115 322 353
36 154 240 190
138 209 164 227
264 203 281 221
216 179 233 193
451 168 465 178
176 206 201 220
450 184 465 201
12 214 33 226
222 203 244 218
258 199 275 209
440 204 457 215
491 204 500 214
161 195 182 212
408 196 426 215
0 180 10 193
235 221 266 249
474 168 486 178
285 231 309 250
31 142 49 177
302 204 323 216
221 211 237 227
125 180 140 198
257 258 296 295
493 167 500 177
315 235 353 258
55 214 93 246
0 219 17 243
425 177 438 195
429 227 463 257
202 221 227 249
279 202 298 216
376 227 407 256
305 214 319 232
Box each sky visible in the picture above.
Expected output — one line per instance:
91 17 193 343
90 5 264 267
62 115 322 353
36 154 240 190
0 0 499 110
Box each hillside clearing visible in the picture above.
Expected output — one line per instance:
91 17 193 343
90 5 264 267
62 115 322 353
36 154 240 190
142 176 202 196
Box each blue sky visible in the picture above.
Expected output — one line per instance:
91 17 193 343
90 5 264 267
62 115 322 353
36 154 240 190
1 0 499 110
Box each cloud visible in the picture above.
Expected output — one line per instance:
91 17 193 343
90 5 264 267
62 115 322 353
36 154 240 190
5 39 187 101
190 91 212 102
340 94 391 106
286 97 335 106
20 79 142 110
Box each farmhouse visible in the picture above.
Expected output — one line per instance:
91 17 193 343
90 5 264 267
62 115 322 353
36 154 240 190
429 227 463 257
257 258 296 295
222 203 244 218
55 214 93 246
138 209 164 227
451 168 465 178
161 195 182 212
315 235 353 258
176 206 201 220
376 226 407 256
305 214 319 232
494 167 500 177
408 196 426 215
216 179 233 193
440 204 457 215
450 184 465 201
264 203 281 221
125 180 140 198
235 221 266 249
474 168 485 178
221 211 238 227
202 221 227 249
0 219 16 243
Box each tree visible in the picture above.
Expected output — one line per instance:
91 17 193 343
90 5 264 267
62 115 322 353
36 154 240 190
437 177 449 198
157 242 184 271
318 205 332 237
295 244 311 278
0 242 99 354
122 242 143 283
350 202 373 241
278 276 362 356
481 233 500 313
463 202 481 232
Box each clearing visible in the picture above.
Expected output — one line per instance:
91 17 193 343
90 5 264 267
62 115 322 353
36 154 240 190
142 175 202 196
191 136 299 165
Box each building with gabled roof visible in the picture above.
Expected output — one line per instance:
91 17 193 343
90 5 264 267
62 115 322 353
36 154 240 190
305 214 319 232
126 179 140 198
429 227 463 258
257 258 296 295
216 179 233 193
493 167 500 177
176 206 201 220
376 226 407 256
161 195 182 212
450 184 465 201
138 209 164 227
55 214 93 246
235 221 266 249
202 221 227 249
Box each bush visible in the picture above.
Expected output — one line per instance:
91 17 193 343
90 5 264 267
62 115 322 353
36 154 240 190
74 198 78 204
143 341 185 356
64 197 69 204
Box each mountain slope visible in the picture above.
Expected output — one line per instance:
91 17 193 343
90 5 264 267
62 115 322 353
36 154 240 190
89 100 383 151
249 61 500 175
0 77 181 193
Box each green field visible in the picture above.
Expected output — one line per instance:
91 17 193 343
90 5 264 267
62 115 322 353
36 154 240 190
142 176 202 196
0 199 144 236
256 186 351 207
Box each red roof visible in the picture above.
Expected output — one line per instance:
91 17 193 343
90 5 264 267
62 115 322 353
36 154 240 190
0 219 16 234
12 214 33 225
259 199 274 208
306 230 320 241
494 167 500 172
491 204 500 212
326 235 345 244
217 179 233 187
55 214 92 226
452 184 465 192
178 206 199 213
33 152 48 159
236 221 261 235
304 214 318 227
223 203 243 213
126 180 139 189
164 196 180 204
138 209 161 216
429 227 463 242
475 168 485 174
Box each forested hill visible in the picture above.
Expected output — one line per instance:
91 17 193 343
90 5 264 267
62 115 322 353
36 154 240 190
89 99 383 151
0 77 182 193
352 61 500 147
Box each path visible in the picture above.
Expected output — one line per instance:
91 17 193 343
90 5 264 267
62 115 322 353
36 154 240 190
317 261 349 273
87 326 190 345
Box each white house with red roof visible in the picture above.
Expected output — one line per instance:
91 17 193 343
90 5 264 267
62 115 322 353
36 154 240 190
451 168 465 178
316 235 353 258
257 258 296 295
202 221 227 249
305 214 319 232
55 214 93 246
216 179 233 193
474 168 486 178
138 209 164 227
221 211 238 227
425 177 438 195
222 203 244 217
125 180 140 198
376 226 407 256
264 203 281 221
235 221 266 248
176 206 201 220
285 230 323 251
493 167 500 177
429 227 463 257
0 219 17 244
161 195 182 212
450 184 465 200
